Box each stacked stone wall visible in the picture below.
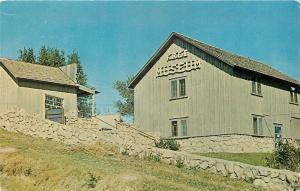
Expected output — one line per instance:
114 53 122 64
0 108 299 190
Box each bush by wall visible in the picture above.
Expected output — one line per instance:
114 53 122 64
155 138 180 151
266 141 300 171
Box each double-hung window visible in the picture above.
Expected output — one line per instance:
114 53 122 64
253 115 263 136
251 77 262 95
171 118 188 137
290 87 298 104
170 77 186 99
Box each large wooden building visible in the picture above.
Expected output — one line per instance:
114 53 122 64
0 58 98 122
129 32 300 141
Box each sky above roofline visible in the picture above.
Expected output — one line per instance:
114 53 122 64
0 1 299 115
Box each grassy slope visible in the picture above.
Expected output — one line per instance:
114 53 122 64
0 129 264 191
194 153 271 167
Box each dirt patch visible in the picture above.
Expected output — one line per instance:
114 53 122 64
0 147 17 154
120 174 138 182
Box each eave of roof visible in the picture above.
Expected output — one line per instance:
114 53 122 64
0 58 78 87
78 85 100 95
128 32 300 88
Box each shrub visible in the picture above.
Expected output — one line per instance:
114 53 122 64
145 153 161 162
266 141 300 171
175 158 185 168
155 138 180 151
84 172 98 188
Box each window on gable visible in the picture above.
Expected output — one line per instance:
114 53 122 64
170 77 186 99
251 77 262 95
253 115 263 136
171 80 178 98
290 87 298 104
179 79 186 97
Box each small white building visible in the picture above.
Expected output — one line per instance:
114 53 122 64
0 58 98 123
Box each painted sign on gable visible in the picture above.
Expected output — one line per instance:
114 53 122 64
156 60 201 77
167 50 188 61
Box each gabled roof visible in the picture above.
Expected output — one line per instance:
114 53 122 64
0 57 77 87
129 32 300 88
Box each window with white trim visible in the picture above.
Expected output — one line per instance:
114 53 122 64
253 115 263 136
290 87 298 104
170 77 186 99
251 77 262 95
171 118 188 137
45 95 63 110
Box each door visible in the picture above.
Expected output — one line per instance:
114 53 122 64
274 124 282 145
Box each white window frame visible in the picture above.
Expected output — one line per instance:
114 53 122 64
45 94 64 110
251 77 262 96
170 77 187 100
290 87 298 105
252 115 264 136
170 117 188 137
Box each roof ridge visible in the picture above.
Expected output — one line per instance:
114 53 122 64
0 57 64 69
129 32 299 88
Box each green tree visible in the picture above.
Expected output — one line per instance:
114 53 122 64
17 48 36 63
67 50 87 86
67 50 91 117
113 76 134 117
37 46 65 67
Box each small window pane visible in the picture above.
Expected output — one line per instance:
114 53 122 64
253 117 258 135
179 79 186 96
171 121 178 137
181 120 187 136
171 80 177 98
290 91 294 102
257 80 261 95
252 80 256 93
258 118 263 135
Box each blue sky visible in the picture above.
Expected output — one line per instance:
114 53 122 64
0 1 299 115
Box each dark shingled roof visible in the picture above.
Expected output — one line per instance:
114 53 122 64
0 57 77 87
129 32 300 88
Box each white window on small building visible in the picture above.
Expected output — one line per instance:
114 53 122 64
45 95 63 110
45 95 64 124
253 115 263 136
171 118 188 137
170 77 186 99
290 87 298 104
251 77 262 95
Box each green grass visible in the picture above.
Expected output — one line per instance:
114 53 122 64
0 129 265 191
194 152 271 167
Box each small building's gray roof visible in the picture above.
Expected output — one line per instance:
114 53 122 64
129 32 300 88
0 57 77 87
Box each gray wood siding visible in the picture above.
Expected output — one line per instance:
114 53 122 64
134 38 300 139
0 66 19 110
0 65 78 118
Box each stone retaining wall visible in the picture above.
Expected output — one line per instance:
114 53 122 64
120 144 300 191
1 108 299 190
177 134 299 153
0 108 153 147
177 134 275 153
